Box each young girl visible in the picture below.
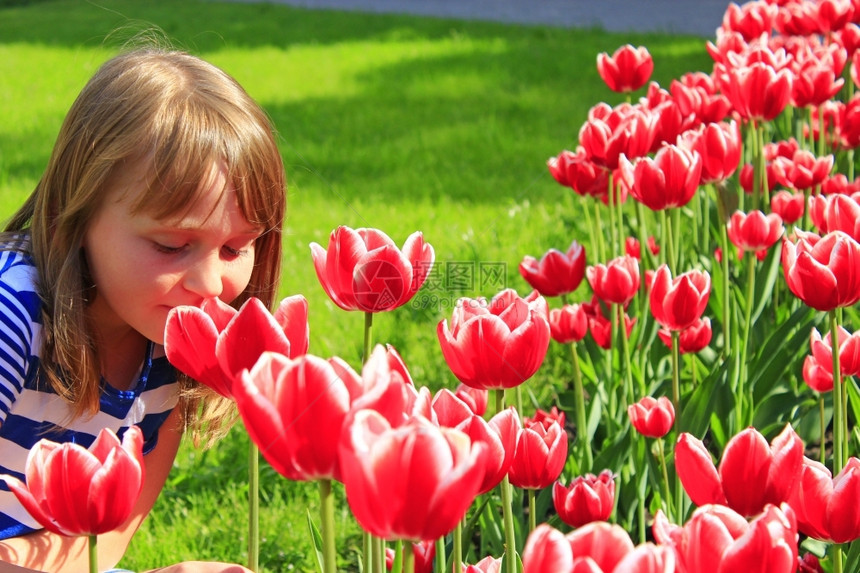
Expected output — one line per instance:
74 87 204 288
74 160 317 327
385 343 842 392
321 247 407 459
0 47 286 572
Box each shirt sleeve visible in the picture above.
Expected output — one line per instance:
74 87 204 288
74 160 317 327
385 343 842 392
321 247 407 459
0 273 39 425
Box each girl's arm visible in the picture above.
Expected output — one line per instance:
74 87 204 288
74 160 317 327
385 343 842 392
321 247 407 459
0 407 184 572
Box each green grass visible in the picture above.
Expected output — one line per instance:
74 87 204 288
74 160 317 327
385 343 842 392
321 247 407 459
0 1 714 570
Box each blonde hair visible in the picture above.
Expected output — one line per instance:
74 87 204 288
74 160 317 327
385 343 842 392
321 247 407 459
4 48 286 441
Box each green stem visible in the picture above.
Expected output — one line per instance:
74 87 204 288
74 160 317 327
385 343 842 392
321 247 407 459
740 252 757 421
364 311 374 364
364 532 373 573
404 543 415 573
608 172 618 258
88 534 98 573
453 519 463 573
249 443 260 572
617 304 636 408
570 344 593 470
528 489 537 534
320 479 337 573
716 184 732 357
672 206 682 271
373 536 385 573
656 438 675 522
435 538 446 573
496 389 517 573
671 331 683 518
820 395 827 465
830 310 846 474
594 202 606 264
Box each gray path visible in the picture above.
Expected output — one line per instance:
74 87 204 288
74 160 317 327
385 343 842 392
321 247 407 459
246 0 731 37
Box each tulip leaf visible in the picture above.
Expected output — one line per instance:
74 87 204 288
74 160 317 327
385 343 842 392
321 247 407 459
750 246 782 325
305 510 324 573
846 538 860 572
847 377 860 428
681 357 733 438
752 389 803 436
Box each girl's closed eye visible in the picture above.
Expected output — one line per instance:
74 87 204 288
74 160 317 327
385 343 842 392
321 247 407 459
153 242 187 255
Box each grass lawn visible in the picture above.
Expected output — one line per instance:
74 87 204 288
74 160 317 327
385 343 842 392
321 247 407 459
0 1 714 569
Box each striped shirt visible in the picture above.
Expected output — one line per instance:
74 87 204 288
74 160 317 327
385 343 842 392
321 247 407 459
0 248 179 540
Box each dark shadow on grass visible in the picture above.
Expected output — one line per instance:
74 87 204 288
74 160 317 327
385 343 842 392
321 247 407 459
0 0 715 208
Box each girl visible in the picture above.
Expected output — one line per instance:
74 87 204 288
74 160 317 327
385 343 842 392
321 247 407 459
0 47 286 572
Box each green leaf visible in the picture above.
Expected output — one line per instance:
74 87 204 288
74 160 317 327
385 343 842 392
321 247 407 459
306 510 325 573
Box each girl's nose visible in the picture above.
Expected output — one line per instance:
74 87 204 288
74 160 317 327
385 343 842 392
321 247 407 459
182 253 224 300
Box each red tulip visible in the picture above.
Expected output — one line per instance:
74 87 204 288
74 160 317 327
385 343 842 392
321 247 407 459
816 193 860 241
437 289 550 390
461 556 502 573
657 317 712 354
587 255 640 306
522 524 574 573
618 144 703 211
579 104 657 170
233 352 361 481
720 1 778 41
164 295 309 398
519 240 586 297
459 407 521 495
349 344 423 429
670 79 731 126
549 303 589 344
776 1 819 36
1 427 144 536
339 411 486 541
798 553 824 573
653 503 798 573
782 230 860 311
809 325 860 378
791 56 844 109
547 148 610 197
588 309 636 350
771 190 805 225
553 470 616 528
648 264 710 331
816 0 855 33
567 521 637 571
772 151 834 192
718 62 793 121
727 210 784 254
685 120 742 184
310 226 434 312
788 456 860 543
803 354 835 392
628 396 675 438
675 425 804 517
596 44 654 93
455 383 488 416
508 414 568 490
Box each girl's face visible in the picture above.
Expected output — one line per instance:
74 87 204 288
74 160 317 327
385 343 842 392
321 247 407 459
83 160 261 345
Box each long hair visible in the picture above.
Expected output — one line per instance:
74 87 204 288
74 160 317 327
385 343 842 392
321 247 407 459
4 49 286 436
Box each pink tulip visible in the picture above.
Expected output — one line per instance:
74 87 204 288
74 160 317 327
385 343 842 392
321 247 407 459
455 383 488 416
657 317 712 354
458 407 520 495
310 226 434 312
727 210 784 254
617 144 703 211
686 120 742 184
1 427 144 536
771 190 805 225
596 44 654 93
549 304 589 344
587 255 640 306
579 104 656 170
568 521 636 571
675 425 804 517
648 264 710 332
782 230 860 311
437 289 550 390
772 151 834 192
788 456 860 543
462 556 502 573
519 240 587 297
718 62 793 121
522 524 574 573
547 148 610 197
809 325 860 378
233 352 361 481
653 503 798 573
508 414 568 490
553 470 616 528
339 411 486 541
628 396 675 438
164 295 309 398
